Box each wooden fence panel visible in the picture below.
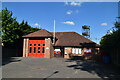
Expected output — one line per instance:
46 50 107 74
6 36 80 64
110 48 120 66
2 47 23 57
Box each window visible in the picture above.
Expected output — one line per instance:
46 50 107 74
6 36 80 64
38 47 40 53
34 47 36 53
76 48 79 54
38 44 40 46
29 44 32 46
65 48 68 55
78 49 82 54
43 44 45 46
42 47 44 53
34 44 36 46
72 48 82 54
29 47 32 53
72 48 76 54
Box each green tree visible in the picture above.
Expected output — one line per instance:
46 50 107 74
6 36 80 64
0 11 2 41
19 20 40 36
2 8 19 45
100 19 120 50
114 21 120 29
2 8 40 47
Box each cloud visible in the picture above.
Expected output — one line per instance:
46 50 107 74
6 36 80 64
34 23 40 26
62 21 75 25
65 1 69 5
101 23 108 26
70 1 82 6
66 10 73 15
33 23 41 28
65 1 83 6
109 30 113 33
66 10 79 15
107 30 113 34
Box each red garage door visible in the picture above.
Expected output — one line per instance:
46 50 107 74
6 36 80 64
28 40 45 57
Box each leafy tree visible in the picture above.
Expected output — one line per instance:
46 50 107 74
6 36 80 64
100 17 120 50
2 8 40 47
114 21 120 29
2 8 19 45
19 20 40 36
100 17 120 66
0 11 2 41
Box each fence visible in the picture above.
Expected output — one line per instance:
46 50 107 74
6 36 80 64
2 47 23 57
110 48 120 67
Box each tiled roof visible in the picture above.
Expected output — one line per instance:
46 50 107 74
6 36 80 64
23 29 53 37
51 32 95 47
23 29 99 47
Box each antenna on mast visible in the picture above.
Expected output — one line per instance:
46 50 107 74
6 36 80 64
53 20 56 44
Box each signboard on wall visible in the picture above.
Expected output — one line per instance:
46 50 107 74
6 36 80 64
84 49 92 54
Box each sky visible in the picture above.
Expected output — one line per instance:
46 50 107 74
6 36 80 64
2 2 118 43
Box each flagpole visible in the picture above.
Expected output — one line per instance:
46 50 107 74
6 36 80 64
53 20 56 44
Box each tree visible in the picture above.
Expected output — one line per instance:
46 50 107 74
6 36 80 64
0 11 2 41
2 8 40 47
100 17 120 50
19 20 40 36
114 21 120 29
100 17 120 66
2 8 19 45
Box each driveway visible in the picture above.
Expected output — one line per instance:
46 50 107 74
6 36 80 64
2 57 120 79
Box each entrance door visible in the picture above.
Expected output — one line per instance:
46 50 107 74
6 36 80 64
28 40 45 57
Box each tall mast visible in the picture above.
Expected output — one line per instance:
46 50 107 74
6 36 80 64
53 20 56 44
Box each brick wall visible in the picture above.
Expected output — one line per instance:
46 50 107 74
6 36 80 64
23 38 29 57
44 38 54 58
64 47 72 59
64 47 99 59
